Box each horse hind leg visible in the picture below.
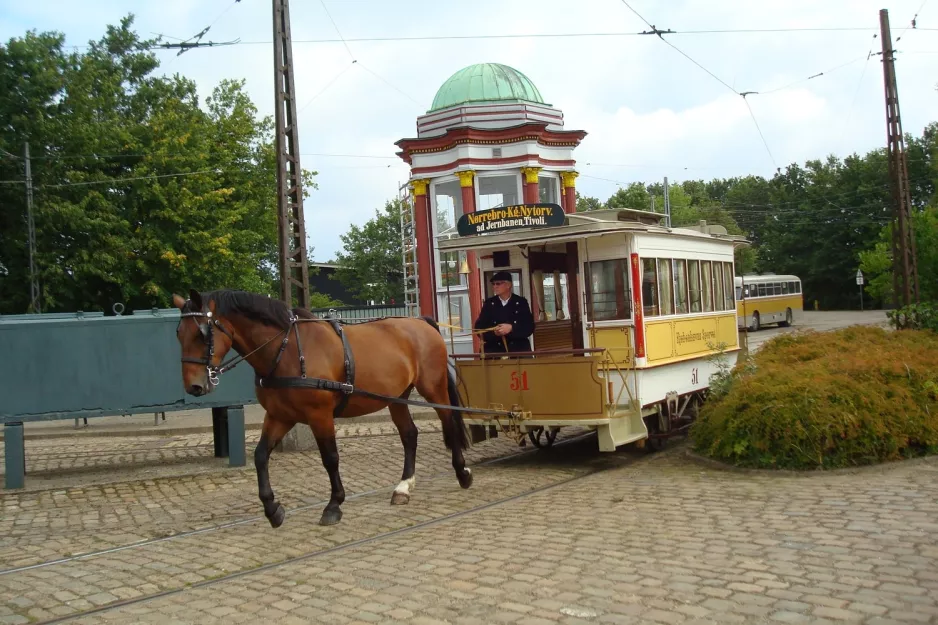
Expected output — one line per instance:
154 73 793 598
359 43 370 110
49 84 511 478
418 369 472 490
255 414 294 529
310 413 346 526
389 399 418 505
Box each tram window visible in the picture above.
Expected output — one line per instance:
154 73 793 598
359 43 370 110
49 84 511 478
688 260 702 313
795 282 801 294
712 263 725 312
782 282 789 294
736 286 743 300
723 263 734 310
701 261 713 312
757 284 766 297
673 259 689 315
586 259 631 321
641 258 659 316
657 258 674 316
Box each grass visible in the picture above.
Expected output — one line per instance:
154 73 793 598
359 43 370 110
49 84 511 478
691 325 938 470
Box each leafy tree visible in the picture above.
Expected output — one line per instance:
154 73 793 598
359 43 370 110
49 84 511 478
575 192 605 212
332 198 404 304
0 16 322 314
860 206 938 306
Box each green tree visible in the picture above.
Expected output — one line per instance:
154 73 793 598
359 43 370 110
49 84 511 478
332 198 404 304
575 192 605 212
859 206 938 306
0 16 319 314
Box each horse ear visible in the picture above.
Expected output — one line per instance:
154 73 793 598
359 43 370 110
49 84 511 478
172 294 186 309
188 289 203 309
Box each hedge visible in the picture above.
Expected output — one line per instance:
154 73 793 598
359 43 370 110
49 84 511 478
691 325 938 470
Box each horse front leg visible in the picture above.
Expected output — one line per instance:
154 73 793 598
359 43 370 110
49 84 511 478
255 414 294 528
311 414 346 526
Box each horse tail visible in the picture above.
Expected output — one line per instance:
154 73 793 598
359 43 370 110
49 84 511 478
446 364 471 451
419 315 471 451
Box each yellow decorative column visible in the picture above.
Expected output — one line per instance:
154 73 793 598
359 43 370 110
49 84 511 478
521 166 541 204
560 171 579 214
456 170 482 351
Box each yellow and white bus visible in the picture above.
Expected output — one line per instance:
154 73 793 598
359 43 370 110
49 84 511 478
735 274 803 331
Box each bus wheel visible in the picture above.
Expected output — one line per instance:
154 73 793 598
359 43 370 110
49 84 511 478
750 311 760 332
779 308 793 327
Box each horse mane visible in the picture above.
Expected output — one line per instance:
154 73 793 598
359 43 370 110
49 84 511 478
198 290 299 330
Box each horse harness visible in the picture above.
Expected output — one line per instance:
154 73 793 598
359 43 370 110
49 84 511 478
179 307 357 418
178 305 518 419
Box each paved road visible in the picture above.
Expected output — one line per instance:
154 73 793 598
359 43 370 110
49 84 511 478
1 308 933 625
742 310 890 353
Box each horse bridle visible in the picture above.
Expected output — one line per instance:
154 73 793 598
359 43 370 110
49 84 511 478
178 303 302 388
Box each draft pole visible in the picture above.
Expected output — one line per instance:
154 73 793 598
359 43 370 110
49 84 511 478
273 0 311 309
879 8 919 308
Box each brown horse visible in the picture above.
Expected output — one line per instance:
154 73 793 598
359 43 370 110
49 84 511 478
172 289 472 527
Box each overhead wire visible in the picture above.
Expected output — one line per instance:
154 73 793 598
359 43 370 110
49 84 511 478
616 0 778 170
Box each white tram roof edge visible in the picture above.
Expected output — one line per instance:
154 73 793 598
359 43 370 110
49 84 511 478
437 208 750 253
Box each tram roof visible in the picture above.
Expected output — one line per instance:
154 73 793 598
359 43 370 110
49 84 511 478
437 208 749 252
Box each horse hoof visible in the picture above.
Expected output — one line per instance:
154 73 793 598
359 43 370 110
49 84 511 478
269 504 286 528
319 508 343 526
390 491 410 505
458 468 473 489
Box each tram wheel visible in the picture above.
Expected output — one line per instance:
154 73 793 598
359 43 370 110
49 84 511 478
528 427 557 449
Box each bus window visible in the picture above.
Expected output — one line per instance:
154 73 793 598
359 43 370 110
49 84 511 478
688 260 702 313
657 259 674 316
701 261 713 312
642 258 659 316
673 259 689 315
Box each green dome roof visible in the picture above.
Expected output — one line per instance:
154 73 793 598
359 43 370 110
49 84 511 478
429 63 546 112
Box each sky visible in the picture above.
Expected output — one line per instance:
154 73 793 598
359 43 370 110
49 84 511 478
1 0 936 261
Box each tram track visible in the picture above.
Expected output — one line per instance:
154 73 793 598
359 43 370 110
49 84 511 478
30 431 624 625
0 429 594 577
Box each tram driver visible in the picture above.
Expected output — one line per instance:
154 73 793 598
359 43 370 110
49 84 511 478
473 271 535 354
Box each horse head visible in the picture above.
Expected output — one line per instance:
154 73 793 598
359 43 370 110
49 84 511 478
172 289 237 397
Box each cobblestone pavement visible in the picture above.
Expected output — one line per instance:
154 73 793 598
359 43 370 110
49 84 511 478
0 422 573 572
0 421 440 479
2 431 937 625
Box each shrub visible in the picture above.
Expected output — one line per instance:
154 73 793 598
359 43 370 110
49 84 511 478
691 325 938 470
887 301 938 332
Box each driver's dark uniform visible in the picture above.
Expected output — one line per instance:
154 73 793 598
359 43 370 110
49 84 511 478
474 292 535 353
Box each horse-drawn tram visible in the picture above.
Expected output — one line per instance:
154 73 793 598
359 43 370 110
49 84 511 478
438 206 748 452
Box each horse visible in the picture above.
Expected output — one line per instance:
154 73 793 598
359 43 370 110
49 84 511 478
171 288 473 527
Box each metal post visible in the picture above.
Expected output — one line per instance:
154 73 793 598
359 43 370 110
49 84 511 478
4 423 25 489
227 407 246 467
273 0 311 309
212 406 229 458
879 9 919 308
663 176 671 228
24 143 40 314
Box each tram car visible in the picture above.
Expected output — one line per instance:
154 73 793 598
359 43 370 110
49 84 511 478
437 206 749 451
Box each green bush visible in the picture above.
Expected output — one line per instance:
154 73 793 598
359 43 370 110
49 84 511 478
887 301 938 332
691 326 938 470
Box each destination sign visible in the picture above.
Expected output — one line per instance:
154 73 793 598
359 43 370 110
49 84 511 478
456 203 565 236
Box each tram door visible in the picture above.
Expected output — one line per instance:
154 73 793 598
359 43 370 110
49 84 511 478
527 244 583 352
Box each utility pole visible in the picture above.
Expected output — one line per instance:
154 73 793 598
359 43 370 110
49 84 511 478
24 143 40 314
663 176 671 228
879 8 919 309
273 0 310 309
